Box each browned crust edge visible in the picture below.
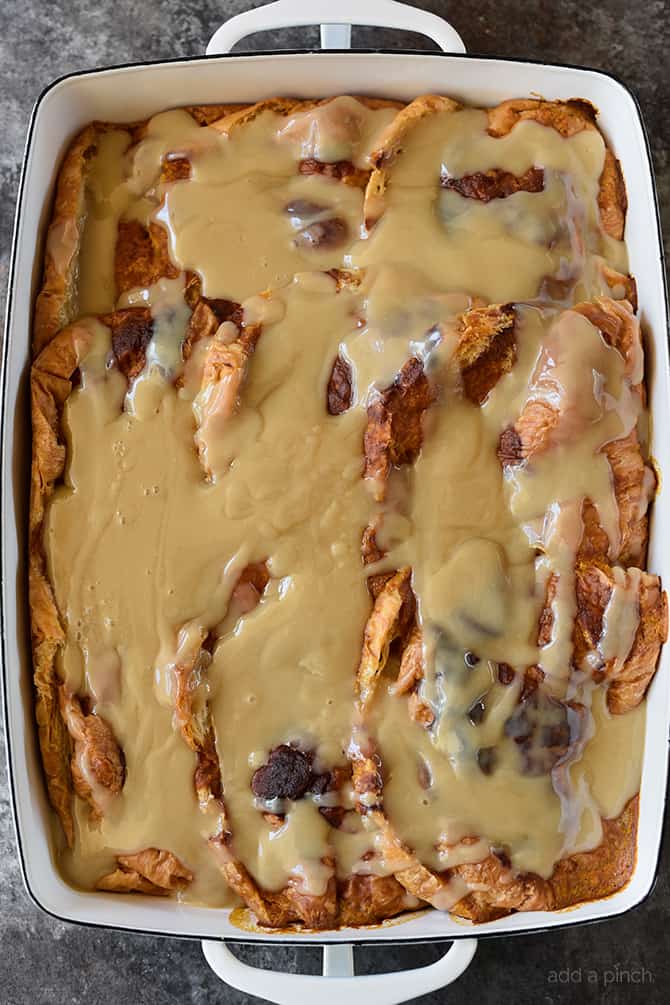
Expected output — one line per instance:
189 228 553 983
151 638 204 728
30 321 98 844
33 125 106 355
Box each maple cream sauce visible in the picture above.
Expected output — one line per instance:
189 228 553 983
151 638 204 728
44 96 648 903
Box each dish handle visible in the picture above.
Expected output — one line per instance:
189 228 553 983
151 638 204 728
201 938 477 1004
206 0 466 55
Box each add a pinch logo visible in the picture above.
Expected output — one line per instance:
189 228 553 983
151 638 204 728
547 964 654 987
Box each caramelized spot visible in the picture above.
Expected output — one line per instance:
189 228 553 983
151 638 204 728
456 304 517 405
319 806 345 828
101 308 154 381
442 166 544 202
161 156 191 183
327 353 353 415
498 426 524 466
364 357 434 498
299 158 368 187
114 220 178 296
497 662 515 685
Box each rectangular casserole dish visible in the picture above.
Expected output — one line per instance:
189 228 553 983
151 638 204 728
2 0 669 997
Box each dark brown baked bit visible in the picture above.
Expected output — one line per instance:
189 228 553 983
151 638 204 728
364 356 435 496
455 304 517 406
441 166 544 203
327 353 353 415
497 662 515 685
102 308 154 382
467 697 487 726
319 806 346 828
299 158 368 187
477 746 498 776
251 744 314 801
497 426 524 465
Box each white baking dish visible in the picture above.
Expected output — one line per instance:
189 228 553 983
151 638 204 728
2 1 669 999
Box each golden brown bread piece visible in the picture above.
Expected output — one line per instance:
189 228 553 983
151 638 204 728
364 94 461 226
573 297 642 384
114 220 178 297
100 307 154 381
601 264 638 310
356 568 414 715
97 848 193 895
209 799 418 928
181 297 244 360
30 320 100 844
337 875 418 926
500 426 652 568
549 796 638 907
193 323 263 478
298 158 369 188
184 103 247 126
454 303 517 404
172 563 271 808
171 627 223 809
573 560 668 713
59 690 125 822
498 298 653 567
363 357 435 502
33 125 120 354
208 97 303 135
362 303 516 503
96 868 170 896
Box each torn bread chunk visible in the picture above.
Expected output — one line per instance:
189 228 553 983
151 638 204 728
192 322 263 479
114 220 179 297
97 848 193 895
454 303 517 405
574 562 667 713
441 166 544 202
356 568 415 715
498 298 652 566
364 94 461 227
33 125 116 353
59 689 125 822
101 307 154 382
364 358 435 501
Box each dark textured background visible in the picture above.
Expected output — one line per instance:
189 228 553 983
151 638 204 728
1 2 669 1002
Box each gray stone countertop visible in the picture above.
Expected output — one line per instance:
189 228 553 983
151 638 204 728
1 2 669 1002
